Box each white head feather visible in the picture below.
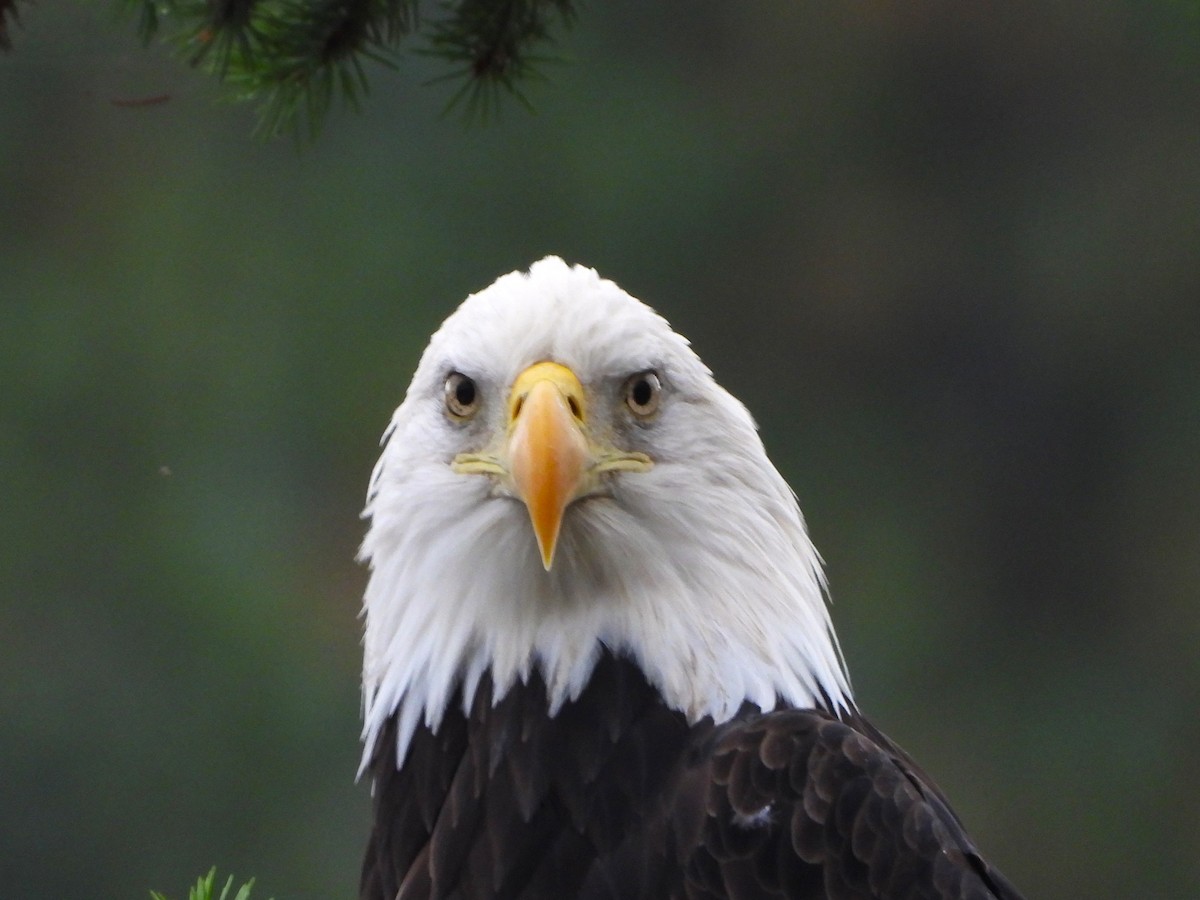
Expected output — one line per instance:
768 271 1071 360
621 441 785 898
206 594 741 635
359 257 853 773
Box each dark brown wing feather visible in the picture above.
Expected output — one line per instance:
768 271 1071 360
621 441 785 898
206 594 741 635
360 650 1023 900
692 707 1024 900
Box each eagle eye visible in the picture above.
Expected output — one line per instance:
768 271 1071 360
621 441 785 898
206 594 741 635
623 371 661 417
444 372 480 419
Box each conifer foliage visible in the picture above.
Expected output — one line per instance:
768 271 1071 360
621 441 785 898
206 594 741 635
3 0 576 136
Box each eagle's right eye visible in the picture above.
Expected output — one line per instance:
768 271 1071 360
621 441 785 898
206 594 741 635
444 372 480 419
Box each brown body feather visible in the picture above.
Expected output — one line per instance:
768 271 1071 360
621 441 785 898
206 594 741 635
360 651 1022 900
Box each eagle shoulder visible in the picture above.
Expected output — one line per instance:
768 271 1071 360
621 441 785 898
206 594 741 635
690 708 1024 900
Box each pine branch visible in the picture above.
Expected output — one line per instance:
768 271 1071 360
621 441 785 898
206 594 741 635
108 0 578 138
424 0 577 118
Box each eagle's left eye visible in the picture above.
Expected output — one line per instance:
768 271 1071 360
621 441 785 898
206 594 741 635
623 371 662 418
444 372 480 419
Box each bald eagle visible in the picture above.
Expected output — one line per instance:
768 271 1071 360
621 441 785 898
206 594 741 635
357 258 1024 900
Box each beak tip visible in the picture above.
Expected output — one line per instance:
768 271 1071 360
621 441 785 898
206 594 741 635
536 533 557 571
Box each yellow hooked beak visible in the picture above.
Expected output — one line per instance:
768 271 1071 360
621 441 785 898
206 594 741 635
507 362 590 570
453 361 652 571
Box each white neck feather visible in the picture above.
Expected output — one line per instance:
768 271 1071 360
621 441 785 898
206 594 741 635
358 391 854 775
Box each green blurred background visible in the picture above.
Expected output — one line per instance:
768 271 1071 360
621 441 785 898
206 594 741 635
3 2 1199 898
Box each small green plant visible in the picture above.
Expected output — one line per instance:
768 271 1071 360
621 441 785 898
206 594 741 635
150 867 267 900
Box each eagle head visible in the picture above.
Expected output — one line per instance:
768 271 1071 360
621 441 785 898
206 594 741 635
358 257 851 772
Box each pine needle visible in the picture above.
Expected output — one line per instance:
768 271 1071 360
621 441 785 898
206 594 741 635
108 0 577 139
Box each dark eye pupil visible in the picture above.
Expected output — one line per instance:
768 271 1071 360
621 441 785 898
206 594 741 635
455 377 476 408
631 377 653 408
